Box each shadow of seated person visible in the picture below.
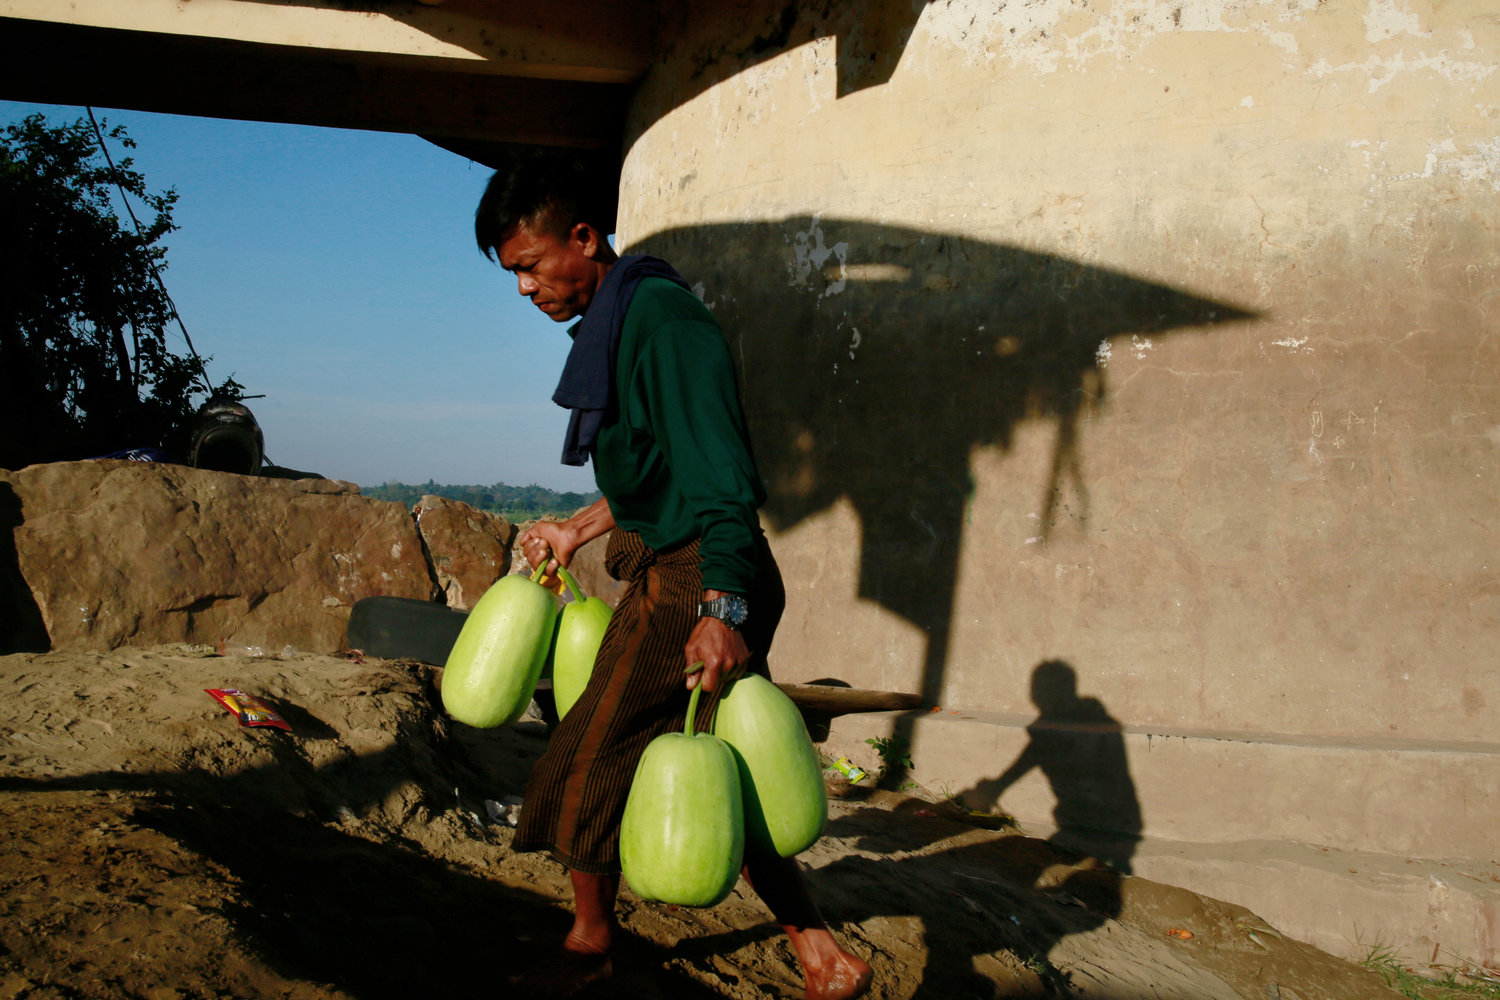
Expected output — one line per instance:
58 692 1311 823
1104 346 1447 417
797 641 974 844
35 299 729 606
964 660 1142 877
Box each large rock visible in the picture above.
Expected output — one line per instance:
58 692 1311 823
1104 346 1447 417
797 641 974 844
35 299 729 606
412 494 514 610
1 461 436 654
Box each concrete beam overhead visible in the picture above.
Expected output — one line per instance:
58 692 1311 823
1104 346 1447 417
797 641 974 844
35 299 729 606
0 0 652 83
0 16 631 154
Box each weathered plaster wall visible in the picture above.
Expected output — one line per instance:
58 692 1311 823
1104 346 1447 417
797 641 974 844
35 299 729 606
618 0 1498 857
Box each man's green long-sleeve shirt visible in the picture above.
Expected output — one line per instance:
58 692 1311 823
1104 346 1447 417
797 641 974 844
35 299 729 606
587 277 766 595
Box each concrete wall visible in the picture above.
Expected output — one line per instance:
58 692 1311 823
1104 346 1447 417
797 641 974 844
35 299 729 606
618 0 1499 964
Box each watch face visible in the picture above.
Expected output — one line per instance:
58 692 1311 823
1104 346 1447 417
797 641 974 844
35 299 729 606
723 595 749 627
703 594 749 628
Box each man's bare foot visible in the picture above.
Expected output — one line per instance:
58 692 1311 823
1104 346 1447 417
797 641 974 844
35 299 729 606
804 949 873 1000
506 935 613 998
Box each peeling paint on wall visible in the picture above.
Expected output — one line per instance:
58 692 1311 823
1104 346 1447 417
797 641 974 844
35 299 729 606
1398 138 1500 190
911 0 1316 73
799 37 834 116
908 0 1496 107
1364 0 1428 43
1312 47 1499 94
787 215 849 299
1351 135 1500 193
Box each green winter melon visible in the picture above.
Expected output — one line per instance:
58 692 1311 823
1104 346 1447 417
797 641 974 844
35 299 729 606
620 677 744 906
550 564 613 718
712 672 827 857
440 565 558 728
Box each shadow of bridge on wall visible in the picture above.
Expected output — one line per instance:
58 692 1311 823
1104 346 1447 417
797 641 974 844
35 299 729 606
635 218 1258 782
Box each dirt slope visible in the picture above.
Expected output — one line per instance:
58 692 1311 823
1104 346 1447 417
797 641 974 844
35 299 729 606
0 647 1398 1000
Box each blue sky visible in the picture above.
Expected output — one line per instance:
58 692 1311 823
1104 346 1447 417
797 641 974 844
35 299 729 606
3 100 599 494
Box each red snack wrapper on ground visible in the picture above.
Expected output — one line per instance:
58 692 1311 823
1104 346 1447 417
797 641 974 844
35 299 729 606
206 688 292 731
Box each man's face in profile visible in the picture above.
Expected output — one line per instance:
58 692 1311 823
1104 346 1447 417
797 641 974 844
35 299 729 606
497 218 607 322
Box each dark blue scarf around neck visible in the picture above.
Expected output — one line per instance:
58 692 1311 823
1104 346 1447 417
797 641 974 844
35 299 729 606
553 254 690 466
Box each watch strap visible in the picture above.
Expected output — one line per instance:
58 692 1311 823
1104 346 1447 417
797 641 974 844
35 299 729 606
698 593 749 630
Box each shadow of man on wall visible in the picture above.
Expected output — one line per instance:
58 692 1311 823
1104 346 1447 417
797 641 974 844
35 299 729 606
634 218 1256 784
964 659 1143 875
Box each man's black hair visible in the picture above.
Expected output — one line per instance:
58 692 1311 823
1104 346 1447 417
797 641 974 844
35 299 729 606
474 149 616 261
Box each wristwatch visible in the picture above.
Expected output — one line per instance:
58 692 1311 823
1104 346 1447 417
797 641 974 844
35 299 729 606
698 593 750 630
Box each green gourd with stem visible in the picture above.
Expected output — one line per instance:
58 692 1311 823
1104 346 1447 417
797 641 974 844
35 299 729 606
712 672 827 857
550 564 613 718
440 563 558 728
620 663 744 906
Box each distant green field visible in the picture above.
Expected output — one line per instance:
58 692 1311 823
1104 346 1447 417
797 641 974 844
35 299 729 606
362 481 602 522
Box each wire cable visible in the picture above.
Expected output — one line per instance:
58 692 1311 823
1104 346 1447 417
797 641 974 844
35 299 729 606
85 106 217 397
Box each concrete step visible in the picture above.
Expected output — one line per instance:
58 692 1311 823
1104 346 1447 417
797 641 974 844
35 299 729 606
1121 834 1500 972
821 708 1500 968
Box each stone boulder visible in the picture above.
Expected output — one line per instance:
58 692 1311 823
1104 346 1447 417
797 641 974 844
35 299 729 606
412 494 514 610
1 461 436 654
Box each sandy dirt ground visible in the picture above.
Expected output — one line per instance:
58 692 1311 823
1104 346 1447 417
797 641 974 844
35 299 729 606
0 646 1401 1000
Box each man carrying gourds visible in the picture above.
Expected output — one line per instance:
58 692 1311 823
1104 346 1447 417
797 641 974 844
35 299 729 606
475 151 872 1000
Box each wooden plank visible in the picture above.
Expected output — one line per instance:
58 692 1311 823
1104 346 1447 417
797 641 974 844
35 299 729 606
775 684 922 716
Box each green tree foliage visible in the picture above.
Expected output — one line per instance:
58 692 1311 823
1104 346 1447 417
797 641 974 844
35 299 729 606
362 481 602 521
0 113 242 470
